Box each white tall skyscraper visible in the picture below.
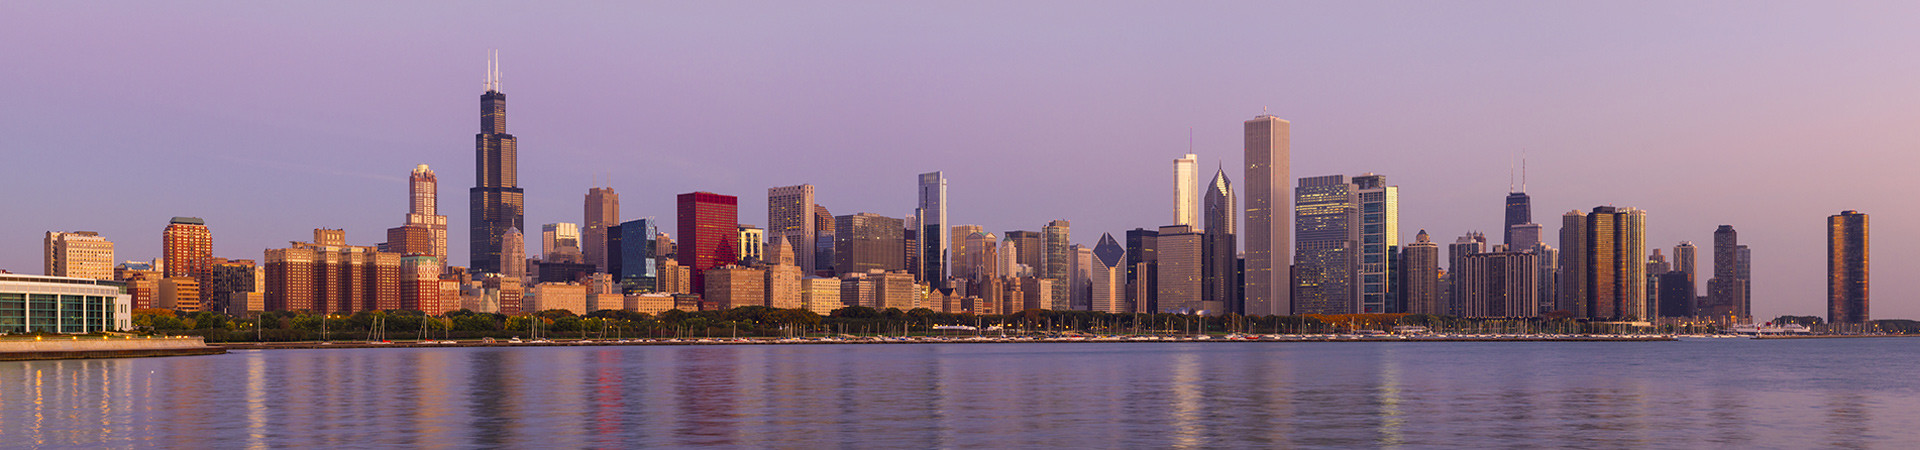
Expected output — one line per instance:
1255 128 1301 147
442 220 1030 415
1174 153 1199 228
1244 115 1290 316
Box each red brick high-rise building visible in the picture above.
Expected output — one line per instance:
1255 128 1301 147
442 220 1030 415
265 229 403 313
162 217 213 306
677 192 739 295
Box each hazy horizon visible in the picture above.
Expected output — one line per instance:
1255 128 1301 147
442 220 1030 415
6 1 1917 320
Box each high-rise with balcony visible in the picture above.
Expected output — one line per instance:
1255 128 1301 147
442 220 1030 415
1403 230 1440 315
1244 115 1290 316
163 217 213 305
583 187 618 271
768 184 817 276
1828 210 1869 324
470 52 525 275
677 192 739 295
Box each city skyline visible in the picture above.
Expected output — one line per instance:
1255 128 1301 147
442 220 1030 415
6 2 1918 320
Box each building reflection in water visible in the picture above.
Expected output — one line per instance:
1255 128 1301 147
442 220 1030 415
673 346 739 446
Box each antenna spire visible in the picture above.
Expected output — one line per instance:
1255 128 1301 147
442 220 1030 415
1522 150 1528 192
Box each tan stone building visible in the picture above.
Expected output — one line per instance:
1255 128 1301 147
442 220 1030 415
44 231 115 280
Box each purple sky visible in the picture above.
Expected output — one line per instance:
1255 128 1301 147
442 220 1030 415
6 2 1918 320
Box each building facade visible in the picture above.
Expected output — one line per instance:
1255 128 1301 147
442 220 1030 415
769 184 817 276
1202 169 1239 315
1403 230 1440 315
1828 210 1869 324
677 192 740 295
1174 153 1199 228
1293 175 1357 315
1353 174 1398 314
0 275 132 333
583 187 619 271
44 231 114 281
1243 115 1291 316
917 172 949 288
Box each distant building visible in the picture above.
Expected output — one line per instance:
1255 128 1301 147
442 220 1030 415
583 187 619 271
1202 169 1239 314
500 227 526 281
813 205 836 277
158 277 202 312
469 59 525 275
1403 230 1441 315
529 282 588 314
1244 114 1291 316
1657 271 1695 318
768 184 818 276
1560 207 1648 320
704 266 765 310
0 274 132 332
678 192 740 295
205 258 259 315
263 229 403 313
607 218 659 294
1294 175 1358 315
162 217 213 306
1460 245 1538 318
1125 228 1158 313
1828 210 1869 324
1174 153 1200 228
1353 174 1398 314
834 213 905 274
917 172 949 288
1043 220 1071 308
44 231 114 281
764 236 803 309
1703 225 1747 322
949 225 984 280
541 222 583 263
800 277 841 315
1089 233 1128 313
385 164 448 274
1448 232 1487 316
1156 225 1204 314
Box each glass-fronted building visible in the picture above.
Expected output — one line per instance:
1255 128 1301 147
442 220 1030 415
0 274 133 333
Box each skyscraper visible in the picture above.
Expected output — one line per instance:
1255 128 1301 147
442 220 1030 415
1571 206 1647 320
1403 230 1440 315
1448 232 1487 316
44 231 114 280
1704 225 1747 322
813 205 835 277
470 52 524 274
541 222 581 261
1005 231 1044 271
384 165 448 274
1293 175 1357 315
1090 233 1128 313
768 184 817 276
1673 241 1697 287
949 224 983 281
1043 220 1071 306
677 192 739 295
918 172 949 288
1504 194 1531 246
501 227 526 280
1460 245 1539 318
834 213 905 274
1556 211 1586 315
1828 211 1868 324
738 225 764 264
1173 153 1199 228
1244 115 1290 316
163 217 213 305
1202 168 1239 314
1353 174 1398 314
1126 228 1159 314
606 218 658 294
583 187 618 271
1156 224 1204 314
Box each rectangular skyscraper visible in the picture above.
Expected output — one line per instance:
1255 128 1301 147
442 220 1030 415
1570 206 1647 320
583 187 618 271
768 185 816 276
1353 174 1398 314
1403 230 1440 315
1828 210 1868 324
1173 153 1199 228
918 172 948 288
1704 225 1747 322
470 53 524 274
1043 220 1071 306
1244 115 1290 316
1156 225 1204 314
44 231 114 281
677 192 739 295
1293 175 1358 315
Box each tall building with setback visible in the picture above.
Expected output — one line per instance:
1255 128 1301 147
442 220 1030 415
1504 191 1531 246
1173 153 1199 228
1703 225 1748 321
1353 174 1398 313
1070 244 1093 311
264 229 403 313
1447 232 1487 316
1293 175 1358 315
813 205 836 277
470 54 524 275
1090 233 1128 313
678 192 739 295
1244 115 1290 316
1564 206 1647 320
1403 230 1440 315
1828 210 1869 324
949 225 983 281
1156 225 1204 313
163 217 213 306
583 187 618 271
44 231 114 280
768 184 817 276
1043 221 1072 308
917 172 949 288
386 164 449 274
1202 169 1239 314
764 237 804 309
1005 231 1044 272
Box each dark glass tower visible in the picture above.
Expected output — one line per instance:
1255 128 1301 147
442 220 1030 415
1503 192 1531 246
1828 211 1869 324
1202 168 1239 314
470 53 524 274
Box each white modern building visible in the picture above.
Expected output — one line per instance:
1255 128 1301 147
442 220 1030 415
0 274 133 333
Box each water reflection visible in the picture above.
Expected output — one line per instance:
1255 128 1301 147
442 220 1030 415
2 340 1920 447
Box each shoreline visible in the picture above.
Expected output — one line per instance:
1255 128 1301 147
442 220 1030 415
217 335 1675 350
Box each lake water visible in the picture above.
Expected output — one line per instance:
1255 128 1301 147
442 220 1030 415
3 338 1917 448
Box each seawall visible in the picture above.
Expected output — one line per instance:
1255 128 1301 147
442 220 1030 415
0 336 227 361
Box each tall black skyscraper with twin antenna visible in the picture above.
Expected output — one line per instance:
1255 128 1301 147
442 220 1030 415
470 51 524 274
